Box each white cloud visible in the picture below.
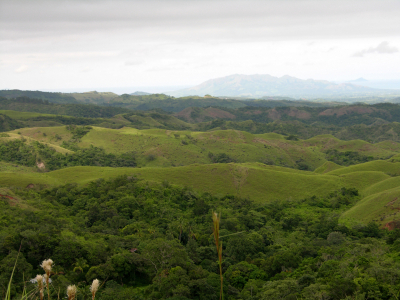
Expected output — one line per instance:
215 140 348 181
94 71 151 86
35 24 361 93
352 41 399 57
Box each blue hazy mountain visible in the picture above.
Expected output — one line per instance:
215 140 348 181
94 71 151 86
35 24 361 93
167 74 398 98
130 91 152 96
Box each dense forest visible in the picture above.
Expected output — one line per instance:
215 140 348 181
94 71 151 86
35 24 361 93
2 176 399 300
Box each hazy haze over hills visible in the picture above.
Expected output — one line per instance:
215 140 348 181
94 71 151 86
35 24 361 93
167 74 399 98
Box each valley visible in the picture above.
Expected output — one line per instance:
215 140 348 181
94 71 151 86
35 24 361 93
2 95 400 299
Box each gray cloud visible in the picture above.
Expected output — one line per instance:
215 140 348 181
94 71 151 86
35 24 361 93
1 0 400 89
352 41 399 57
1 0 400 43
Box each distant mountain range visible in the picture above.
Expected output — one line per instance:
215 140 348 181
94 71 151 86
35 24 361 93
130 91 152 96
345 77 369 83
167 74 400 98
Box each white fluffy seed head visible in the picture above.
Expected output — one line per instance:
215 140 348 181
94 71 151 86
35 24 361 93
67 285 77 300
40 259 53 274
90 279 100 294
35 275 44 289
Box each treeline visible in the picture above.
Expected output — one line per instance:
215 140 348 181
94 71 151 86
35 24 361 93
0 90 78 104
123 111 191 130
195 119 400 143
108 94 246 112
325 149 375 166
0 114 23 132
221 104 396 126
0 97 130 118
1 177 399 299
0 139 136 170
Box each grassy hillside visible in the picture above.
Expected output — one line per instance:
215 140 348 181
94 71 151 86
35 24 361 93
10 126 400 171
2 130 400 226
314 161 344 173
340 187 400 226
326 160 400 176
0 163 359 201
3 122 400 229
0 160 397 205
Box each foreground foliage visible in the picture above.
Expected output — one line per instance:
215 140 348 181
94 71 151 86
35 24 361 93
1 176 399 299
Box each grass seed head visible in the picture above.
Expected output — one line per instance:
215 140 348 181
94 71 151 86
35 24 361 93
40 259 53 274
35 274 44 300
90 279 100 297
35 274 44 289
67 285 77 300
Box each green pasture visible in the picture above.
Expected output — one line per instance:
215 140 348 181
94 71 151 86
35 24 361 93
340 187 400 226
0 161 35 173
1 162 396 203
363 176 400 197
8 125 400 171
314 161 344 174
326 160 400 176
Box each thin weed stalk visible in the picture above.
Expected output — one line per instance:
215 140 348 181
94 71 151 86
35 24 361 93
212 212 223 300
5 244 22 300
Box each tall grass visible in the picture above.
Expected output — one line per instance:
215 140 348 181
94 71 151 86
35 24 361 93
4 250 19 300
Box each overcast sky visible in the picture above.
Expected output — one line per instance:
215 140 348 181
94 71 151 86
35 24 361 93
1 0 399 92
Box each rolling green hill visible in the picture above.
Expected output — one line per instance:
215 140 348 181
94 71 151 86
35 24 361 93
3 124 400 226
0 163 373 201
0 159 397 209
8 126 400 171
340 187 400 226
3 107 400 230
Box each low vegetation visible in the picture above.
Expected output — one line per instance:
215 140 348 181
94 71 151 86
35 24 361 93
2 176 399 300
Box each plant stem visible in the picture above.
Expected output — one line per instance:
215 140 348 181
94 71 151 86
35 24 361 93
212 212 224 300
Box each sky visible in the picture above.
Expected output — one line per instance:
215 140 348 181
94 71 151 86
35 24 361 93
1 0 400 93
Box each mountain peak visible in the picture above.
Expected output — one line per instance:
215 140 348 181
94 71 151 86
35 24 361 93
348 78 368 82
